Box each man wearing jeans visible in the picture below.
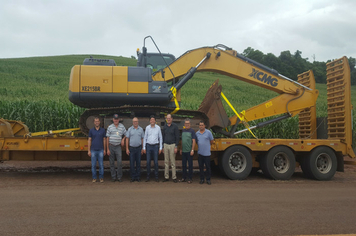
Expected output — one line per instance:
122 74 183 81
107 114 126 182
125 117 144 182
88 117 107 183
143 116 162 182
180 118 196 184
196 121 214 185
162 114 179 183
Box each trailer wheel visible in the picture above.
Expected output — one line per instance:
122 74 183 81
302 147 337 180
221 145 252 180
261 146 296 180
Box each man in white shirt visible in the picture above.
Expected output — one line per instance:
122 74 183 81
143 116 162 182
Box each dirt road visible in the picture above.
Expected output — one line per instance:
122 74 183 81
1 161 356 236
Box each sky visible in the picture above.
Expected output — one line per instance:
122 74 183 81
1 0 355 62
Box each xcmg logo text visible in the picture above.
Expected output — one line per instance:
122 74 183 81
248 68 278 87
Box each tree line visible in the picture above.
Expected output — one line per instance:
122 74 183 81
241 47 356 85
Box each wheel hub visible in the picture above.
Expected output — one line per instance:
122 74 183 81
273 152 290 173
229 152 246 173
316 153 331 173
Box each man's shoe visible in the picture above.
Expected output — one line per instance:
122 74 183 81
100 179 104 183
130 179 135 183
118 179 122 182
187 179 192 184
207 180 211 185
180 179 186 182
162 178 169 182
155 178 159 182
92 179 97 183
173 179 178 183
145 178 150 182
111 179 116 182
136 179 141 182
199 180 204 184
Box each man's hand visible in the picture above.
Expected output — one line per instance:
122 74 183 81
88 151 91 157
107 150 111 156
190 150 194 156
180 150 182 155
159 149 162 155
126 149 130 155
141 149 144 155
103 150 106 156
143 149 146 154
174 147 177 154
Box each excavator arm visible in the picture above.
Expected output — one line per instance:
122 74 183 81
152 45 319 133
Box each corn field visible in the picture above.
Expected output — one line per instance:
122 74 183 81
0 55 355 141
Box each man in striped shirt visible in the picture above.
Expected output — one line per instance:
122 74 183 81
107 114 127 182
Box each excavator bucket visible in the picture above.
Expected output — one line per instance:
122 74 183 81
198 79 230 130
297 70 317 139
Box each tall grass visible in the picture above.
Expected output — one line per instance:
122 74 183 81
0 100 84 132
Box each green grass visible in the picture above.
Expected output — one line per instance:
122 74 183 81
0 55 355 141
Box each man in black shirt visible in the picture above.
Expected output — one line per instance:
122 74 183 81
162 114 179 183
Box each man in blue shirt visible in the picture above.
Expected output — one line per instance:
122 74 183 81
143 116 163 182
196 121 214 185
88 117 107 183
126 117 145 182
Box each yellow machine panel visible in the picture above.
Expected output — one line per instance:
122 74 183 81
69 65 80 92
80 66 113 93
113 67 128 93
128 82 148 93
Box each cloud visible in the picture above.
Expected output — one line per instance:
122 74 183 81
0 0 355 61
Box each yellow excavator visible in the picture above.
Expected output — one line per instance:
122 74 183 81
69 36 318 136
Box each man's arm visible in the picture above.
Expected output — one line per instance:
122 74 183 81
103 137 107 156
107 136 110 156
209 131 214 145
126 137 130 155
88 137 92 157
158 127 163 154
174 125 179 153
121 125 127 147
143 127 148 154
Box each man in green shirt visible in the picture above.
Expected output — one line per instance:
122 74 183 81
180 118 196 184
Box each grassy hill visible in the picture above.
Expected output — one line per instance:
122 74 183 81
0 55 355 140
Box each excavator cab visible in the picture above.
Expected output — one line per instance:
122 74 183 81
136 47 176 72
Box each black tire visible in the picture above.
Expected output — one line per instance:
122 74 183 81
260 146 296 180
303 146 337 180
221 145 252 180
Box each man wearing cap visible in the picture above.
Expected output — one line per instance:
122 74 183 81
143 116 163 182
107 114 127 182
88 117 106 183
125 117 145 182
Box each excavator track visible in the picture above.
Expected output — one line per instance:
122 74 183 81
79 105 209 135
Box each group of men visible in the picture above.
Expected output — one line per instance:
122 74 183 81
87 114 214 185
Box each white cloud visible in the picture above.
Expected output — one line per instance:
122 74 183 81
0 0 355 61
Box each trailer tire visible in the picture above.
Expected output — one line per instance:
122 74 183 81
261 146 296 180
221 145 252 180
303 146 337 180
